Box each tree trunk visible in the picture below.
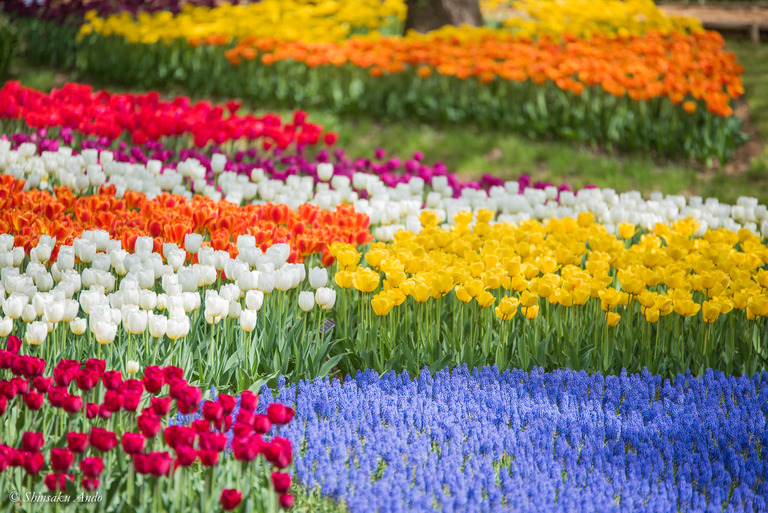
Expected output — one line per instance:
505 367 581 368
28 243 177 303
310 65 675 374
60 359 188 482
404 0 483 34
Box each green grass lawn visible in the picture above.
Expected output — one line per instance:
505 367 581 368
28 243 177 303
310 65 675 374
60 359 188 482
4 41 768 204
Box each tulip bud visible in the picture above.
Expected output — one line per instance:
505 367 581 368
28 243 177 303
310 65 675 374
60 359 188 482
317 163 333 182
26 321 48 345
184 233 203 254
70 318 87 335
240 309 257 332
211 154 227 174
308 266 328 289
315 287 337 310
0 317 12 336
245 290 264 311
298 291 314 312
126 361 140 375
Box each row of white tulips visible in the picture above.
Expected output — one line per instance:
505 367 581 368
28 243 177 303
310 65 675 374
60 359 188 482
2 141 768 241
0 229 336 346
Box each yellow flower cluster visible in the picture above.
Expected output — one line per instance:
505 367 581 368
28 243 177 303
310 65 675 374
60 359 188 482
331 210 768 326
79 0 406 45
502 0 702 39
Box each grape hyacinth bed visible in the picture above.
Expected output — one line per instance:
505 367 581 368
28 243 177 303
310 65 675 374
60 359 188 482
199 367 768 513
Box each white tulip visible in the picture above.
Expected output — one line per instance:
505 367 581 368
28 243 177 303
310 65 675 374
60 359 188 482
167 248 186 271
4 293 28 320
275 270 293 292
134 236 153 254
91 321 118 345
257 273 275 294
228 301 242 319
182 292 200 313
204 291 228 324
166 315 190 340
136 289 156 310
92 253 111 272
245 290 264 311
184 233 203 254
315 287 337 310
70 317 87 335
25 321 48 345
317 163 333 182
62 300 79 322
298 291 315 312
148 313 167 338
125 309 148 335
308 266 328 289
240 309 258 332
126 360 140 375
0 317 12 336
43 301 65 324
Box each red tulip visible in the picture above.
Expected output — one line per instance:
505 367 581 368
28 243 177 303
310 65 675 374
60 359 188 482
279 494 294 509
67 432 89 453
6 335 22 354
121 433 145 455
202 401 223 424
62 394 83 414
267 404 294 426
150 397 172 416
164 426 195 449
32 376 52 393
22 432 44 452
50 448 74 472
89 428 118 452
137 410 162 438
143 366 165 394
253 414 272 434
271 472 291 493
23 452 44 475
218 394 236 415
85 403 99 419
198 450 219 467
239 391 258 411
44 473 72 492
103 390 124 412
75 369 99 391
81 477 99 492
174 445 197 467
79 457 104 478
23 391 44 410
220 489 242 510
101 370 122 390
198 432 227 452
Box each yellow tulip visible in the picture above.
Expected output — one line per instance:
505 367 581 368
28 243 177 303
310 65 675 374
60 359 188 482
476 290 495 308
494 296 519 321
371 292 395 316
412 281 431 303
644 307 660 323
465 278 485 298
701 301 720 324
672 298 701 318
352 268 380 293
454 286 472 303
523 305 540 320
605 312 620 327
334 271 354 289
618 223 636 240
520 290 539 308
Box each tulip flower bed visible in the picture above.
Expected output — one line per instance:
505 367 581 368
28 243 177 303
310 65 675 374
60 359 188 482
70 27 746 163
329 211 768 378
0 338 297 512
0 81 335 150
2 126 568 202
269 365 768 513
